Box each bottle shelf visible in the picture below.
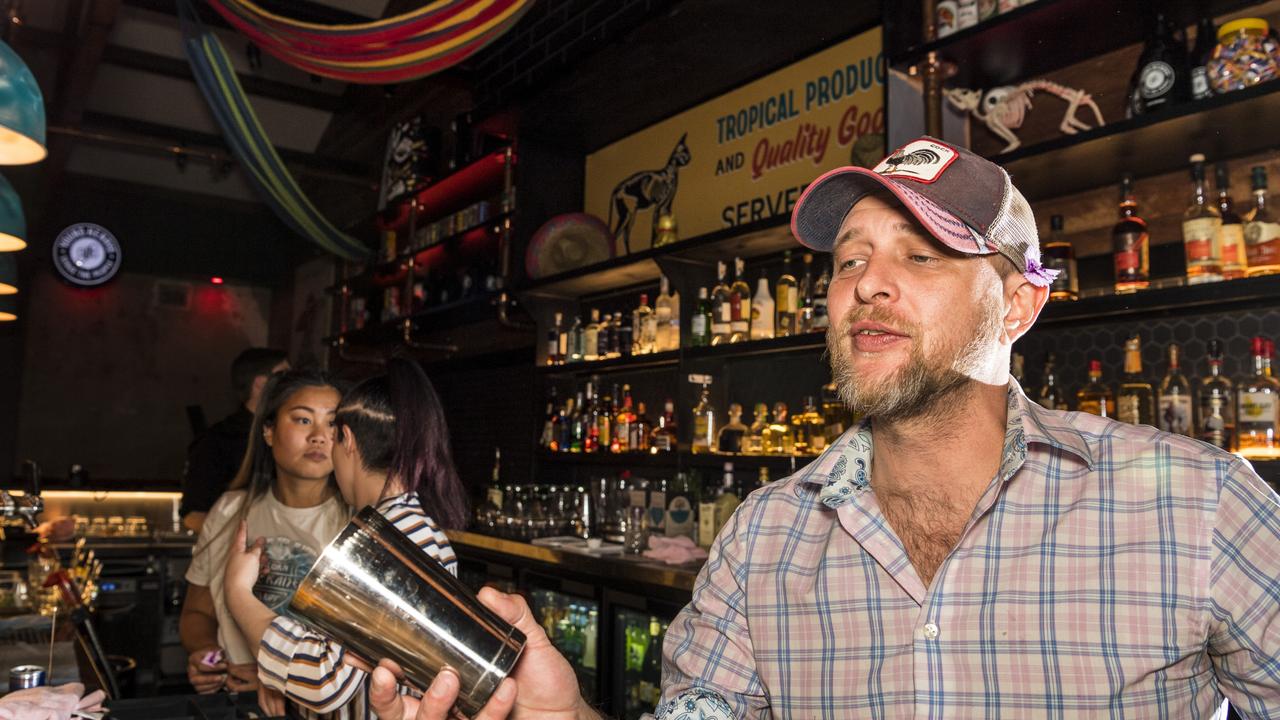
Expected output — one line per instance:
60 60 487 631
999 79 1280 202
329 213 509 296
1032 273 1280 329
538 332 828 375
534 449 822 472
887 0 1261 89
376 150 511 233
538 350 681 376
325 292 499 346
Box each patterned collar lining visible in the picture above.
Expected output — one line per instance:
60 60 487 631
805 381 1095 508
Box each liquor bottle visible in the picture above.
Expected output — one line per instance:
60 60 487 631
716 402 749 453
666 281 681 351
1244 166 1280 276
1076 360 1116 418
798 253 816 333
729 257 751 343
597 313 613 360
1041 215 1079 302
598 386 614 451
665 473 696 540
650 399 678 452
584 382 600 453
655 276 675 352
750 274 775 340
583 310 601 362
711 262 732 345
634 294 655 355
540 388 559 450
637 618 665 705
697 480 718 549
1217 163 1248 280
1116 336 1156 426
690 287 712 347
691 381 716 454
712 462 741 538
1113 173 1151 294
1037 353 1069 411
776 251 798 337
615 385 635 453
487 447 504 509
764 402 796 454
756 466 771 489
1182 154 1223 284
557 398 573 452
1130 11 1189 115
794 396 826 453
1189 11 1217 101
1157 343 1194 436
812 260 830 330
821 382 854 444
744 403 768 454
1238 337 1280 457
568 315 583 363
547 312 564 365
1197 339 1235 450
618 311 633 357
570 392 585 453
631 401 653 452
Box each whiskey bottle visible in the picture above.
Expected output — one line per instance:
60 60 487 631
615 385 635 453
631 401 653 453
729 257 751 343
547 312 564 365
1216 163 1248 280
1113 174 1150 294
1244 166 1280 276
776 251 798 337
750 273 775 340
716 402 748 454
1157 343 1194 436
1197 339 1235 450
650 399 678 452
797 396 826 453
1037 353 1069 411
690 287 712 347
1182 154 1223 284
1043 215 1079 302
1237 336 1279 457
1077 360 1116 418
764 402 796 454
821 382 854 444
583 310 601 362
1117 336 1156 426
597 313 614 360
691 381 717 454
812 260 830 330
599 386 615 452
609 312 624 359
540 388 559 450
711 262 732 345
744 403 768 455
798 253 816 333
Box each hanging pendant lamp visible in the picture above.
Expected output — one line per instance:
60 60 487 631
0 252 15 294
0 173 24 250
0 39 45 165
0 294 14 321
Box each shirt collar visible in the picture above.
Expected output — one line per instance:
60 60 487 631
805 380 1094 508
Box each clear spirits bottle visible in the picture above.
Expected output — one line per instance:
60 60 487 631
1077 359 1116 418
654 276 675 352
1117 336 1156 426
1216 163 1248 280
568 315 583 363
1113 173 1150 294
729 257 751 343
776 251 798 337
764 402 795 454
1182 153 1224 284
749 274 775 340
691 382 716 454
634 294 655 355
583 310 600 362
1237 336 1280 457
1197 339 1235 451
1157 343 1194 436
744 403 768 455
690 287 712 347
711 262 732 345
1244 166 1280 276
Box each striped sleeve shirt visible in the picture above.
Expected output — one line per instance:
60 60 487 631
654 381 1280 719
257 493 457 720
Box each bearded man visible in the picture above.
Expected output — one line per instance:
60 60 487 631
369 139 1280 720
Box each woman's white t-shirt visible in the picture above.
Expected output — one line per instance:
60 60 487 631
185 488 350 664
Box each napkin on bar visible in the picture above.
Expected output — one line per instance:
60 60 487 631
642 535 708 565
0 683 105 720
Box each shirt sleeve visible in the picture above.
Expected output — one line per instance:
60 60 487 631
257 617 365 714
1206 460 1280 717
653 494 769 719
185 494 239 586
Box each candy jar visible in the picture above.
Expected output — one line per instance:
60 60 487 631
1207 18 1280 94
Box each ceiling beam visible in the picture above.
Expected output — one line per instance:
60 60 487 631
14 25 346 113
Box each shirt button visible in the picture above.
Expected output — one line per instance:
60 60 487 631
923 623 940 640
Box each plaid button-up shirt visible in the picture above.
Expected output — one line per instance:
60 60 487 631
654 382 1280 719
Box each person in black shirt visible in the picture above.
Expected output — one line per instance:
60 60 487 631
180 348 289 532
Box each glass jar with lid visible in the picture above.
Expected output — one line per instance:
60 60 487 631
1207 18 1280 93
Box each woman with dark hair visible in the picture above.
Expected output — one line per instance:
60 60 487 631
179 369 349 704
223 357 467 720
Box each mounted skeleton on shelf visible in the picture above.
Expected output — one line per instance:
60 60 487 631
945 80 1105 153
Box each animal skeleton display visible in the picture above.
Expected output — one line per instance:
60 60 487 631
945 80 1105 153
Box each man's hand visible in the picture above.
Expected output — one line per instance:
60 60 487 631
367 587 600 720
186 646 226 694
226 662 260 693
257 686 286 717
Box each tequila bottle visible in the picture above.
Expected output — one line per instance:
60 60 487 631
1197 339 1235 450
1076 360 1116 418
743 403 769 455
776 251 798 337
1182 153 1223 284
1237 336 1280 457
729 257 750 343
1116 336 1156 426
1113 173 1150 294
716 402 749 454
1157 343 1194 436
691 383 716 454
1244 166 1280 276
711 262 732 345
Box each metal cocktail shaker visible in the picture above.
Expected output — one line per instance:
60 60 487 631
288 507 525 716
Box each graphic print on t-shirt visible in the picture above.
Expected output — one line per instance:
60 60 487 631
251 536 319 612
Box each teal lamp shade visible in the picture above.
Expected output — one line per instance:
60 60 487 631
0 173 23 250
0 39 44 165
0 251 14 294
0 293 14 321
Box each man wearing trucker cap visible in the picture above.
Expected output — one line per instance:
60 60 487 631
368 138 1280 719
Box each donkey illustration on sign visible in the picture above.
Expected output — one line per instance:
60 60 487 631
608 133 691 255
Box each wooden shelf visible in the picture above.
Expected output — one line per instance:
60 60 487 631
536 332 827 375
1032 273 1280 330
535 449 820 473
538 350 681 376
888 0 1259 89
376 150 511 232
1000 80 1280 202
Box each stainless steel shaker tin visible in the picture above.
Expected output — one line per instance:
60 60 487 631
9 665 46 691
